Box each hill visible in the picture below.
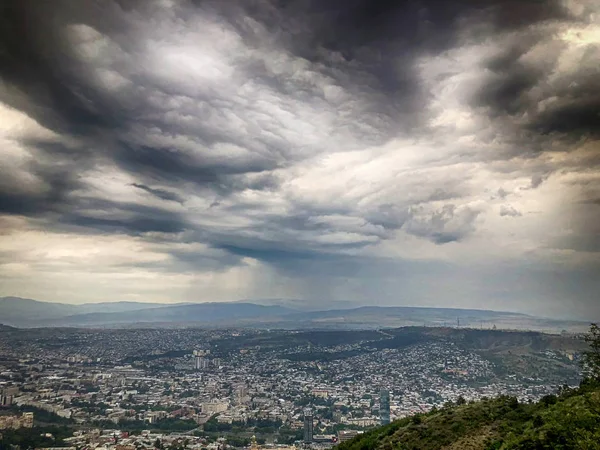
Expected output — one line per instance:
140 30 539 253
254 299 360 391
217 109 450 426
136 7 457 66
0 297 174 326
338 382 600 450
43 304 539 328
0 297 77 323
0 296 590 332
49 302 293 326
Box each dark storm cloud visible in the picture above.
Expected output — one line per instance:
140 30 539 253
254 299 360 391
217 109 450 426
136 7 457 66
66 213 184 235
475 64 540 115
0 0 287 195
248 0 571 60
0 0 598 276
532 97 600 137
62 198 188 235
131 184 182 203
472 12 600 147
0 0 397 239
0 2 127 133
205 209 389 262
217 244 319 264
0 144 84 216
232 0 577 138
0 171 74 216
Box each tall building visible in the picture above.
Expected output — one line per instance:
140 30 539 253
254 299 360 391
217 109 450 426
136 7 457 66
234 384 248 405
1 392 13 407
1 387 18 407
193 349 216 370
193 350 211 370
194 356 210 370
303 408 314 444
380 389 390 425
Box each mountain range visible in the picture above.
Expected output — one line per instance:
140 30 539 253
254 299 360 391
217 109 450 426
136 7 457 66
0 296 589 331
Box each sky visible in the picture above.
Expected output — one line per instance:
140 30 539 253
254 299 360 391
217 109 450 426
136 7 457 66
0 0 599 319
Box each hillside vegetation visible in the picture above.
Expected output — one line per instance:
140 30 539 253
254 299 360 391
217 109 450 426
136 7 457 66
339 324 600 450
338 381 600 449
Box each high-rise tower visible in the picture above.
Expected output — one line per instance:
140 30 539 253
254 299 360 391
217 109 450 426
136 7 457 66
380 389 391 425
303 407 314 444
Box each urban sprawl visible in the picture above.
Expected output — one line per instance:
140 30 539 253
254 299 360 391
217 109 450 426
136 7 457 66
0 327 583 449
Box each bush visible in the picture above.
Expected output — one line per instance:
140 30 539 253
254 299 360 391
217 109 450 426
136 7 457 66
540 394 557 407
532 415 544 428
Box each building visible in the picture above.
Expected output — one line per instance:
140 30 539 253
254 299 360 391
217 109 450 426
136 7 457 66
311 389 329 398
194 356 210 370
347 417 379 427
1 392 13 407
337 430 362 443
146 411 167 424
235 384 247 398
22 412 33 428
380 389 390 425
249 435 295 450
0 412 34 430
313 434 336 443
37 448 76 450
1 387 18 407
303 408 313 444
234 384 248 405
192 349 212 370
202 400 228 415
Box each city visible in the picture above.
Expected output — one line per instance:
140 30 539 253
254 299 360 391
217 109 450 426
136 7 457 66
1 0 599 447
0 326 586 449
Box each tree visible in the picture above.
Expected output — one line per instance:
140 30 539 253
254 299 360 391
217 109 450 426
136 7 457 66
583 323 600 381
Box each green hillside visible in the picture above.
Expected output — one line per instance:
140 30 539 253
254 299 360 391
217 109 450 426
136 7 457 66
338 381 600 450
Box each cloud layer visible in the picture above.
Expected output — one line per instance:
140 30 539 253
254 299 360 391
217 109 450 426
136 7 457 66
0 0 599 319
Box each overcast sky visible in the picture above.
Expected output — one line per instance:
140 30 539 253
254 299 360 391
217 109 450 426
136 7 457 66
0 0 599 319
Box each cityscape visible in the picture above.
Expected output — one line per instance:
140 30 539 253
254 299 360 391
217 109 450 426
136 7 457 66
0 325 587 449
1 0 599 447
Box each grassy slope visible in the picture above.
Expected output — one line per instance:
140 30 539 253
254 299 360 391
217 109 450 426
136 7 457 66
337 382 600 450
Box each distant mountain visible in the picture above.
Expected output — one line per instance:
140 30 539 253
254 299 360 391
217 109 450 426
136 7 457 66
0 297 76 322
278 305 533 329
0 296 588 332
48 302 293 327
239 298 362 311
292 305 531 320
74 301 178 314
0 297 173 327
